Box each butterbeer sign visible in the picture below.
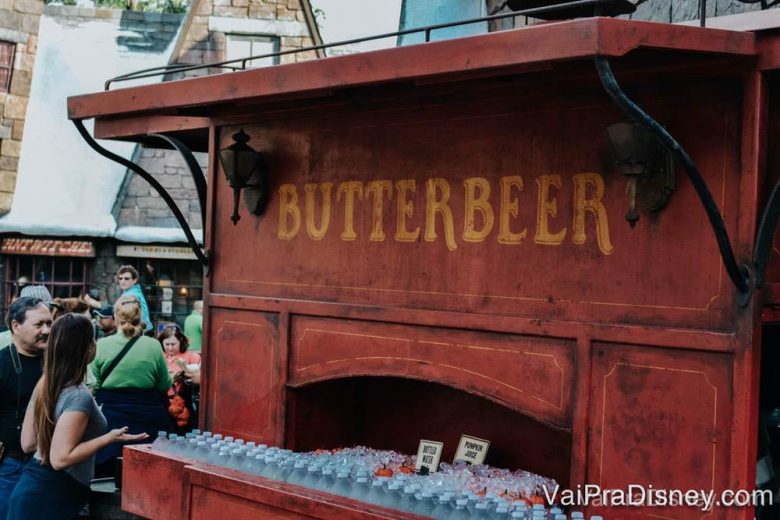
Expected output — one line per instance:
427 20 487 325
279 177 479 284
276 174 613 255
215 101 737 329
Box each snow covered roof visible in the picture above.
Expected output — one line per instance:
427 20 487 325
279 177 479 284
0 12 183 238
115 226 203 245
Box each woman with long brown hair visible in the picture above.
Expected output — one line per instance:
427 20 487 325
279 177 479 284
7 314 147 519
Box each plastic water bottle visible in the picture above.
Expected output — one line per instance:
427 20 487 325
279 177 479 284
313 468 335 492
570 512 584 519
259 456 280 479
215 447 231 467
429 493 454 519
206 443 223 464
411 490 436 516
449 498 471 520
493 505 511 519
195 441 211 461
151 431 168 452
554 515 567 520
191 429 201 435
226 449 245 469
348 476 371 502
398 486 418 512
511 510 527 519
365 479 386 505
378 481 403 509
285 460 309 486
168 435 184 455
474 502 492 519
330 471 352 497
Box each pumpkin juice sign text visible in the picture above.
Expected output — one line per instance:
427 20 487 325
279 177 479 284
277 173 614 255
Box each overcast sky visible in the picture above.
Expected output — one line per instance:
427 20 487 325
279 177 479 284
309 0 403 51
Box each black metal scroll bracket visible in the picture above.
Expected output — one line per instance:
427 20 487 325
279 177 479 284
73 119 210 271
754 181 780 291
594 56 753 304
147 133 207 233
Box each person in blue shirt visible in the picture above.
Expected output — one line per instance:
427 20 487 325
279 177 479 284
116 266 152 333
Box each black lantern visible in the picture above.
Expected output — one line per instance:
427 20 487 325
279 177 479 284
606 122 675 228
218 129 268 225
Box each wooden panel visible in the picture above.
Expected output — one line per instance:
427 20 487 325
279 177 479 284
207 308 280 444
185 467 423 520
122 446 187 520
122 446 424 519
212 80 742 331
587 344 733 519
289 316 574 428
190 486 317 520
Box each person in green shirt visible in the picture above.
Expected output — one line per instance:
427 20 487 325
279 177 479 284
183 300 203 353
90 296 172 476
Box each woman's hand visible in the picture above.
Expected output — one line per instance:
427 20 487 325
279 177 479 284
108 427 149 443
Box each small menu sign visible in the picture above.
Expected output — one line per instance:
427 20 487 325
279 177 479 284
415 440 444 474
453 435 490 465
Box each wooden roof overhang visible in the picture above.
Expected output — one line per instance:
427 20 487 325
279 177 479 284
67 17 758 153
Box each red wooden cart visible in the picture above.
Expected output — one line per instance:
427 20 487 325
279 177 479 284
67 9 780 520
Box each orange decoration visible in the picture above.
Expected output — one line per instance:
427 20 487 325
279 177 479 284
374 465 394 478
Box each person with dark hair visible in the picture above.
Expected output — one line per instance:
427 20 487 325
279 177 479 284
157 327 200 432
158 326 200 376
7 314 147 519
116 265 152 333
0 297 52 518
49 298 91 322
90 296 171 475
92 305 116 338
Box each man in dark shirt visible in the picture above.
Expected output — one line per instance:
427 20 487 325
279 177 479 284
0 297 51 518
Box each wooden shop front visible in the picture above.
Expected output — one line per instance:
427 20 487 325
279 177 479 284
67 12 780 520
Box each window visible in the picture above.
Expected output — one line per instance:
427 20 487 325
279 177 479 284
226 34 279 69
2 255 91 318
0 41 14 93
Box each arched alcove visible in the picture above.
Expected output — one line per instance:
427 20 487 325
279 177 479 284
286 376 572 487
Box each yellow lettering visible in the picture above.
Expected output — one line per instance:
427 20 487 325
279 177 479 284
463 177 494 243
395 180 420 242
424 178 457 251
498 176 527 245
534 174 566 246
304 182 333 241
365 180 393 242
572 173 614 255
336 181 364 241
278 184 301 240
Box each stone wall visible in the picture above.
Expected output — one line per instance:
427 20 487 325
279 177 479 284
118 147 208 230
172 0 318 79
117 0 321 230
495 0 775 28
630 0 770 22
0 0 43 214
